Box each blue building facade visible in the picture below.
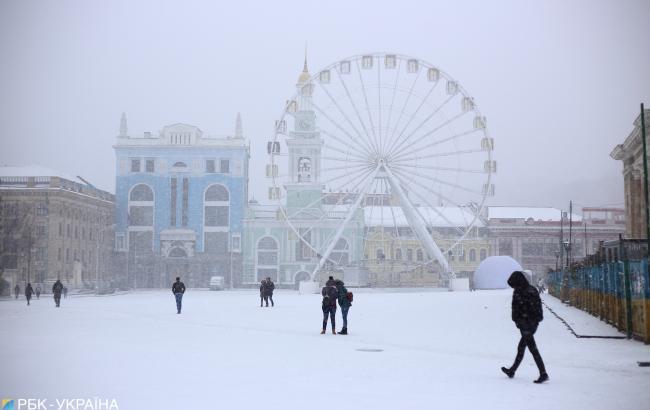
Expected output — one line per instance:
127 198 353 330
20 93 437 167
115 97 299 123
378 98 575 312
114 116 249 288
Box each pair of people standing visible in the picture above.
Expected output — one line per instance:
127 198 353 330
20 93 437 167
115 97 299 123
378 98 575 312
259 277 275 307
321 276 352 335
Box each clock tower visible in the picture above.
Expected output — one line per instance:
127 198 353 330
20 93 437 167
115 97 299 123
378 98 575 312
285 56 324 212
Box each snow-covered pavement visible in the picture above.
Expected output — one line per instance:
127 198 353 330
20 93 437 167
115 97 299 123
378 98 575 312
2 289 649 410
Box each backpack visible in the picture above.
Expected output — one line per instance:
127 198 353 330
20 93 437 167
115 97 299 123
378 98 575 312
346 291 353 303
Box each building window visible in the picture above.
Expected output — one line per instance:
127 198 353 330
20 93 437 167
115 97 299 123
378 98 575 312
58 248 62 261
59 222 63 237
115 233 125 251
480 249 487 261
395 248 402 260
128 184 154 251
256 236 278 281
329 238 349 265
130 159 141 172
205 159 216 173
220 159 230 174
170 178 177 226
416 249 423 262
66 249 70 263
36 202 48 215
469 249 476 262
204 184 229 227
231 234 241 253
407 248 413 262
145 158 155 173
74 226 78 239
67 224 71 237
181 178 189 227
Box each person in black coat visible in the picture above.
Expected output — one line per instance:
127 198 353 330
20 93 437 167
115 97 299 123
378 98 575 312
14 284 20 299
52 280 63 307
265 277 275 307
25 283 34 305
320 284 338 334
171 277 186 314
501 271 549 383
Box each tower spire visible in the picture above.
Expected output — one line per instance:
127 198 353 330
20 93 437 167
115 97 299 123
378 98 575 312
303 43 308 73
119 112 128 138
235 112 243 139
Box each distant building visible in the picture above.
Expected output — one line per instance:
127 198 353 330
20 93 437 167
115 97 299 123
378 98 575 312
610 108 650 238
113 114 249 288
487 206 625 275
0 166 114 292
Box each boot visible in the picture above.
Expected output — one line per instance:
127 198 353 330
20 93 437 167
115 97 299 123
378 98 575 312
533 373 549 384
331 328 337 334
320 329 326 334
338 327 348 335
501 367 514 378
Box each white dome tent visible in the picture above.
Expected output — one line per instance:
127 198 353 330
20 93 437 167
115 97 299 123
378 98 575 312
473 256 522 289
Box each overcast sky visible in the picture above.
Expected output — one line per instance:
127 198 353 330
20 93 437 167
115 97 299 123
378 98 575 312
1 0 648 211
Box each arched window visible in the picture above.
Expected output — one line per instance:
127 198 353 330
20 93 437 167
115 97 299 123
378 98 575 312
416 249 423 262
173 161 187 168
256 236 278 281
128 184 154 252
480 249 487 261
204 184 230 253
469 248 477 262
376 248 385 260
406 248 413 261
330 238 349 265
395 248 402 260
169 247 187 258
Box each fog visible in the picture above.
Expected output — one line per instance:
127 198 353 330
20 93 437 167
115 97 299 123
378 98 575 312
1 0 649 210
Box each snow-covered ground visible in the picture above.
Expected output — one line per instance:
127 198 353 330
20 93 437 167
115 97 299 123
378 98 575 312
2 289 649 410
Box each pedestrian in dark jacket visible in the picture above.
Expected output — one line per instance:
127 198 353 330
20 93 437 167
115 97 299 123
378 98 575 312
35 286 41 299
320 284 338 334
259 279 266 307
52 280 63 307
265 277 275 307
335 280 351 335
502 271 549 384
14 284 20 299
25 283 34 305
325 276 336 287
172 277 186 314
62 286 68 298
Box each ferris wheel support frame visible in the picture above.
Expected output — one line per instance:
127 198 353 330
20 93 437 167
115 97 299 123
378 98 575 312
383 165 451 274
311 166 380 280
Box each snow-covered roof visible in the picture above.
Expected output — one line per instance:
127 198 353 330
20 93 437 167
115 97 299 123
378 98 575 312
487 206 582 222
0 165 82 184
362 206 484 228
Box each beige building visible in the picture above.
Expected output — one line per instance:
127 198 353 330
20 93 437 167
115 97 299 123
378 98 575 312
0 166 114 293
610 108 650 238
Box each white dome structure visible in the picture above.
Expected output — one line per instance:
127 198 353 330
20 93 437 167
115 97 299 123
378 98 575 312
473 256 522 289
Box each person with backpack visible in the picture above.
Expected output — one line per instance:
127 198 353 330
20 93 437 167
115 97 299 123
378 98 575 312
501 270 549 384
335 280 352 335
171 277 186 314
52 279 63 307
321 283 339 334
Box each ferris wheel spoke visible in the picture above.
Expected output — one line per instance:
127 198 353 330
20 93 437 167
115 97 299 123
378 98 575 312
333 67 379 155
320 155 367 164
391 162 485 174
385 81 441 157
376 57 383 163
354 59 380 154
390 110 471 160
381 59 403 156
387 93 454 158
285 166 375 221
385 67 422 153
311 99 373 157
391 148 484 164
320 129 370 160
389 172 466 237
391 126 479 163
391 164 483 196
390 167 473 210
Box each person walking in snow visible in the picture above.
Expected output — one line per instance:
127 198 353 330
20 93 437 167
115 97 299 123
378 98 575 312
62 286 68 298
265 276 275 307
325 276 336 287
335 279 351 335
25 283 34 306
14 284 20 299
321 283 338 334
501 270 549 384
172 277 186 314
259 279 267 307
35 285 41 299
52 279 63 307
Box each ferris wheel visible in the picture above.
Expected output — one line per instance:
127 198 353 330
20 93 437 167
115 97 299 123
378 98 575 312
268 52 495 277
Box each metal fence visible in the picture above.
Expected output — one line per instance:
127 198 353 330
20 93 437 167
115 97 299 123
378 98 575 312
548 254 649 343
